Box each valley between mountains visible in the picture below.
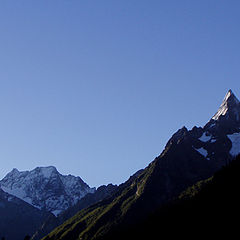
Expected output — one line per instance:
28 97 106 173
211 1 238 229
1 89 240 240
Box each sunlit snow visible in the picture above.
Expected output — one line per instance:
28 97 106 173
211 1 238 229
52 209 62 216
212 90 240 120
0 166 95 216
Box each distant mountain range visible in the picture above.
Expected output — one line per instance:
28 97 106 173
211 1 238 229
0 166 97 240
1 89 240 240
0 166 95 216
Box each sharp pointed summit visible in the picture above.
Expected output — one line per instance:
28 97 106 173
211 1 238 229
212 89 240 121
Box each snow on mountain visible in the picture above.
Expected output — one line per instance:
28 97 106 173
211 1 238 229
228 133 240 156
0 166 96 216
194 147 208 158
1 89 240 219
181 90 240 162
212 89 240 121
32 89 240 240
198 132 212 142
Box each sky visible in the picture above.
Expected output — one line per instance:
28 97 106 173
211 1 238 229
0 0 240 187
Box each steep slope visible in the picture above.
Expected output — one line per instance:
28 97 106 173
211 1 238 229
0 188 54 240
43 90 240 240
212 89 240 121
32 184 118 240
33 170 143 240
101 154 240 240
0 166 95 216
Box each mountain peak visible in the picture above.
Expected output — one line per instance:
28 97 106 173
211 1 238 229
212 89 240 121
0 166 95 215
6 168 22 178
223 89 238 103
226 88 233 97
11 168 19 173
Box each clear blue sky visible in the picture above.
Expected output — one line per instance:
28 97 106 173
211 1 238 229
0 1 240 187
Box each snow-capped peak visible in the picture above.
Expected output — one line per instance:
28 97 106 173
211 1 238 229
0 166 96 216
33 166 58 178
212 89 240 121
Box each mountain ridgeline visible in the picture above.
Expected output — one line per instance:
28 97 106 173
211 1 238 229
41 89 240 240
1 90 240 240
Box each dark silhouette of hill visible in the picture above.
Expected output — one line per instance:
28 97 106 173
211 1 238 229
0 189 53 240
98 154 240 240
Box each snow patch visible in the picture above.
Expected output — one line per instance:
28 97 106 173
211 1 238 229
52 209 62 216
40 166 56 178
194 147 208 158
1 186 26 201
227 133 240 156
199 132 211 142
208 122 216 128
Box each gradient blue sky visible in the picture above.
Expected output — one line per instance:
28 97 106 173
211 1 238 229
0 1 240 187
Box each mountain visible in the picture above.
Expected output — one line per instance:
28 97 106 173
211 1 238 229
42 90 240 240
0 188 54 240
212 89 240 122
31 183 118 240
101 154 240 240
0 166 95 216
32 170 143 240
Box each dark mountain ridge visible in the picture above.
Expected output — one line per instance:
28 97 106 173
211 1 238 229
100 154 240 240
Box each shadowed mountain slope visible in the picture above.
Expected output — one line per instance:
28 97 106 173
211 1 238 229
100 154 240 240
32 170 143 240
0 189 54 240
